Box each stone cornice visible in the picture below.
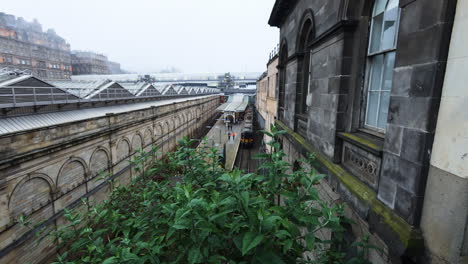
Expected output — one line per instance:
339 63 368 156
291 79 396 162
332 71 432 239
268 0 299 27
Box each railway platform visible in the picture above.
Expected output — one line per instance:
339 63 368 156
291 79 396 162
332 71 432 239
200 117 243 170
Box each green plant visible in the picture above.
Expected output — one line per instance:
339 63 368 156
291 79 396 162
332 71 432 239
50 128 373 264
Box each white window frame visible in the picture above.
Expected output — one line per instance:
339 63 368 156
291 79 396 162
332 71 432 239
363 0 401 133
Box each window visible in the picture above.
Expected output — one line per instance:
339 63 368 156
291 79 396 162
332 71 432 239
278 42 288 120
267 77 270 97
364 0 400 131
295 15 314 135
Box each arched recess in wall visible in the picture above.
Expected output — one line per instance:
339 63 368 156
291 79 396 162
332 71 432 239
294 9 315 135
176 115 182 141
278 39 288 120
167 118 174 133
116 138 131 164
181 113 188 137
201 105 205 121
187 112 193 137
131 133 143 153
89 147 110 179
9 173 54 220
143 128 153 147
154 123 163 145
164 121 171 151
183 112 189 137
196 107 202 121
57 158 88 194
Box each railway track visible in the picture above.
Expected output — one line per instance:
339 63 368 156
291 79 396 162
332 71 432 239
235 146 252 173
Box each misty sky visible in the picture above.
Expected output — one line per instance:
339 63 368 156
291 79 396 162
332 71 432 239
2 0 279 73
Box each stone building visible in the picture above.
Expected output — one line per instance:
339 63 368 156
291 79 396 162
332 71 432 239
419 1 468 263
256 49 278 153
0 13 72 79
108 60 124 74
0 72 221 263
268 0 466 263
71 50 111 75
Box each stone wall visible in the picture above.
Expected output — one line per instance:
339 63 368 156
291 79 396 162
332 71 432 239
420 1 468 263
256 56 279 152
269 0 457 262
0 95 220 263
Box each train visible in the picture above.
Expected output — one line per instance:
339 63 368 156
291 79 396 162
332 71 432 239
240 107 255 148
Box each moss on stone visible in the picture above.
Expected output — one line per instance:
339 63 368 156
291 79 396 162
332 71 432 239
339 132 383 152
275 120 422 249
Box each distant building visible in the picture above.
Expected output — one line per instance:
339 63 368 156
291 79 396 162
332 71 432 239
256 48 278 153
108 60 124 74
71 51 111 75
217 72 235 89
0 12 72 80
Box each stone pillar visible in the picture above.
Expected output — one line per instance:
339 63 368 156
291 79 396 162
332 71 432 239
420 1 468 263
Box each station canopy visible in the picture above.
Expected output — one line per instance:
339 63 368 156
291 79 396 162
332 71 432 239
217 93 249 113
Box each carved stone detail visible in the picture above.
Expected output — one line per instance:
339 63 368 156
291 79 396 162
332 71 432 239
342 142 381 189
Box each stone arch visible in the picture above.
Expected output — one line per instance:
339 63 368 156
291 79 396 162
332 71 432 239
295 9 315 53
183 112 189 137
115 138 131 173
56 158 88 194
163 121 170 134
187 112 194 136
89 147 110 178
294 9 315 134
116 138 131 162
196 107 202 119
166 118 174 132
131 133 143 152
154 123 163 143
163 121 171 151
9 173 54 220
181 113 186 124
176 115 183 142
143 127 153 147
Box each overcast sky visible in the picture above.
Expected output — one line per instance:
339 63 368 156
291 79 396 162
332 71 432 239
2 0 278 73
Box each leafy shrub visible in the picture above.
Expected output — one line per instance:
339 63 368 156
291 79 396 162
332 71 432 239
51 126 372 264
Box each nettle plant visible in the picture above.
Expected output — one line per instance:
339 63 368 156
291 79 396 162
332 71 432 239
50 126 373 264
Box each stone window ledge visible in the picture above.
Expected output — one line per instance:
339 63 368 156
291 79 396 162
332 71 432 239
337 132 384 156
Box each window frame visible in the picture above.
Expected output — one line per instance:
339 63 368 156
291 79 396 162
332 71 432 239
361 0 401 134
294 13 314 135
277 41 288 121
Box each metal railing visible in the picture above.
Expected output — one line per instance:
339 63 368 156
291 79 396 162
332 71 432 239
269 44 279 61
0 85 219 108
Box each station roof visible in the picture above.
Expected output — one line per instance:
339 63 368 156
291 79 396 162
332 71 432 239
120 82 161 97
120 82 149 95
50 79 112 99
161 85 178 95
0 75 79 106
217 94 249 113
0 95 215 136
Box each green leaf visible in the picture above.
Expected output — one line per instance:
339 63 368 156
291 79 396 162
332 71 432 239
241 232 264 256
275 230 291 239
102 256 118 264
188 246 203 264
254 249 285 264
209 209 234 221
305 233 316 250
